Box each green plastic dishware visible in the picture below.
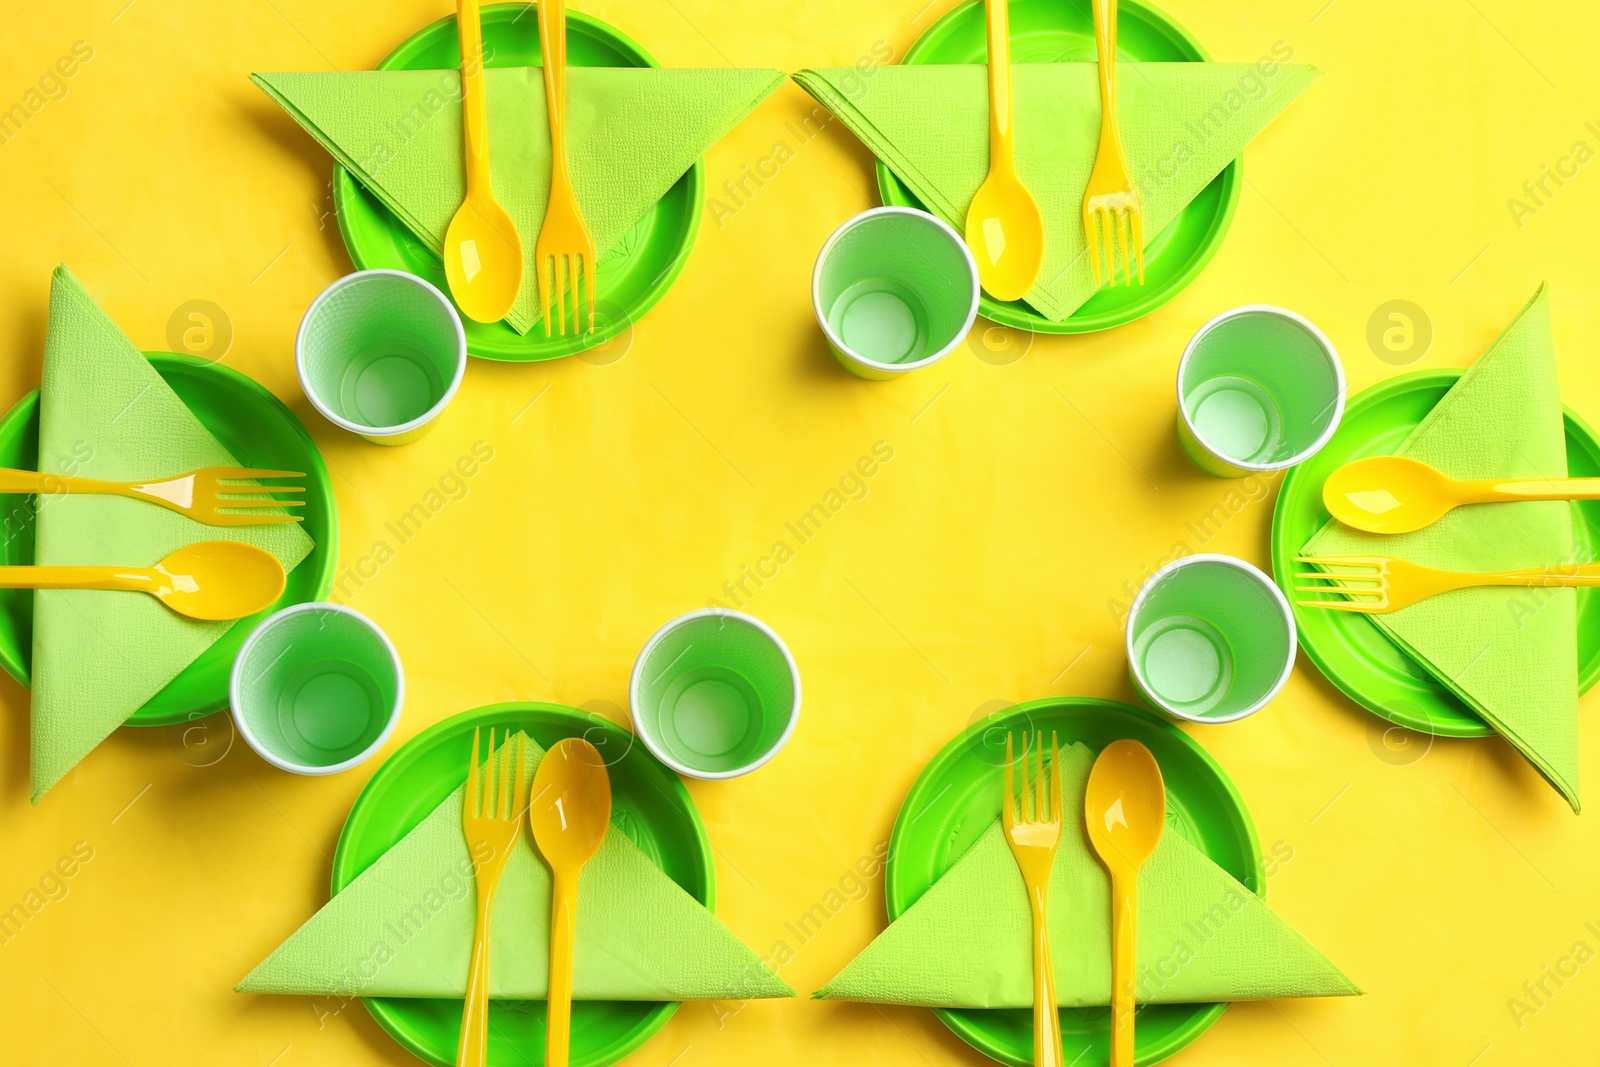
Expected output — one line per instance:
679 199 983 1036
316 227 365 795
296 270 466 445
231 602 402 774
812 207 979 380
0 352 337 728
334 701 712 1067
892 696 1262 1067
630 609 800 778
881 0 1239 335
334 4 697 363
1126 554 1296 723
1271 369 1600 737
1177 306 1344 477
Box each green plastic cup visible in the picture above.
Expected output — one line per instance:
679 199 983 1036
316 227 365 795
230 602 404 774
1177 305 1345 477
296 269 466 445
1125 554 1296 724
812 207 979 380
630 609 800 779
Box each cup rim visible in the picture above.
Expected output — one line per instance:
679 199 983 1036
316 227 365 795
295 268 468 438
811 206 980 374
1176 304 1346 472
628 607 802 779
229 600 405 775
1124 553 1297 724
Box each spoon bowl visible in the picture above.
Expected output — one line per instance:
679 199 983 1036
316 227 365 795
966 173 1045 302
530 736 612 1067
155 541 287 621
444 196 524 325
1322 455 1456 534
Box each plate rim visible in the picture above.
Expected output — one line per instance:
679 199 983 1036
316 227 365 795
888 695 1262 1066
0 350 338 726
335 701 714 1067
332 3 706 363
879 0 1241 335
1270 367 1600 737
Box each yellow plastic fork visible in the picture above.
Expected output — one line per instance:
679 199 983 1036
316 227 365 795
1003 732 1065 1067
0 465 303 526
533 0 597 336
457 728 527 1067
1295 554 1600 614
1081 0 1145 287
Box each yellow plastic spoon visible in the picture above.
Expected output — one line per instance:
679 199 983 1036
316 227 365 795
0 540 284 621
1324 454 1600 535
964 0 1044 301
442 0 524 324
529 737 612 1067
1084 740 1166 1067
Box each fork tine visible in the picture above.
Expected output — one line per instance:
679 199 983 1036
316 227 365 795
582 253 595 334
218 487 307 496
514 733 527 821
219 500 306 509
209 467 305 480
1297 599 1373 613
1034 730 1046 821
468 727 481 817
1293 584 1382 596
1130 208 1145 284
209 514 304 525
1050 732 1061 824
484 728 497 819
1117 209 1134 287
538 255 553 338
569 255 582 338
1004 733 1015 824
1100 208 1116 285
1084 210 1101 286
499 731 515 819
1018 732 1031 821
1293 573 1382 585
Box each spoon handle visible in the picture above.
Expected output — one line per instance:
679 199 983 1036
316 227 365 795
545 868 578 1067
456 0 492 198
1108 868 1137 1067
982 0 1015 174
0 564 153 593
1480 476 1600 502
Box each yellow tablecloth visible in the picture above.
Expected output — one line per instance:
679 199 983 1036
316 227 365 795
1 1 1597 1064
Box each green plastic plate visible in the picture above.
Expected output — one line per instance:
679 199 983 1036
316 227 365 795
334 4 701 362
336 702 713 1067
881 0 1238 335
0 352 337 727
1271 370 1600 737
889 696 1262 1067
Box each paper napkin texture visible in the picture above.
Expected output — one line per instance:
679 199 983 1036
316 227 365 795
792 63 1317 322
239 732 792 1001
252 67 784 334
31 266 313 802
1306 286 1579 810
817 743 1356 1007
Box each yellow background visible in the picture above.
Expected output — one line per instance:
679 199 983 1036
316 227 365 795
1 0 1598 1063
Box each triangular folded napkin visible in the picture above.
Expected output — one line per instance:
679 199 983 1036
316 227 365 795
817 743 1356 1006
31 266 313 802
253 67 784 334
1306 286 1580 810
792 63 1317 322
239 731 792 1001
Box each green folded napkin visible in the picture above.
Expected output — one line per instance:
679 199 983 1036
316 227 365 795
252 67 784 334
1305 286 1579 810
817 743 1357 1007
31 266 314 802
792 63 1318 322
239 731 792 1001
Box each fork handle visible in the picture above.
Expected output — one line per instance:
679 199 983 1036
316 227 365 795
538 0 570 182
981 0 1016 174
545 868 578 1067
1468 564 1600 587
1108 868 1137 1067
456 880 499 1067
1026 880 1064 1067
0 468 123 497
1091 0 1123 152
